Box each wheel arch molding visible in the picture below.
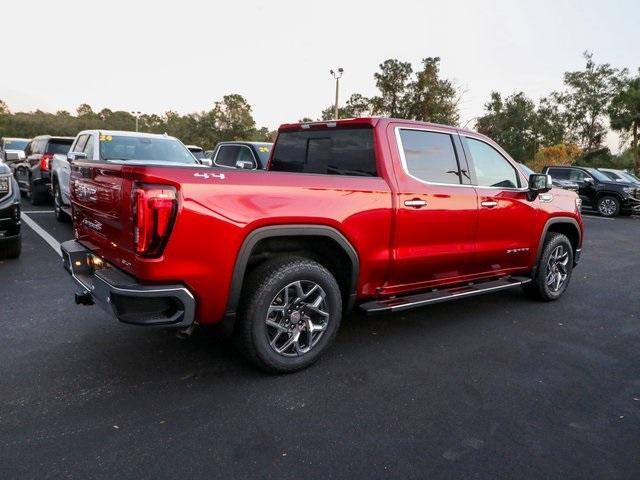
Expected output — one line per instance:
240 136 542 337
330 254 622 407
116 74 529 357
535 217 582 272
221 224 360 334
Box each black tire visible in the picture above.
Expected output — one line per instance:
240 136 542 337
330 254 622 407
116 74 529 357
524 233 573 301
30 179 49 206
0 236 21 259
597 195 620 217
235 256 342 373
53 180 70 222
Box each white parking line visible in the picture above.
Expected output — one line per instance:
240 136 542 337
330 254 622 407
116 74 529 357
21 213 62 257
22 210 55 214
582 214 614 221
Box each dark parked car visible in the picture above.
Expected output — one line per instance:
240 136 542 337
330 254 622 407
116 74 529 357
13 135 74 205
210 141 273 170
543 165 640 217
519 163 578 192
0 160 21 258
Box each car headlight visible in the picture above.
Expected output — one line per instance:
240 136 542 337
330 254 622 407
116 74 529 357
623 187 634 194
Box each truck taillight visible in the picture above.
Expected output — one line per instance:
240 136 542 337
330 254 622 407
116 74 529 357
40 153 53 171
133 185 177 257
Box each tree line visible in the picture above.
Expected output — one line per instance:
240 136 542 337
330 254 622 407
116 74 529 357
1 51 638 173
0 94 272 150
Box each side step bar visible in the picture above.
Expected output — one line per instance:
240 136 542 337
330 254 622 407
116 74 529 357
360 276 532 315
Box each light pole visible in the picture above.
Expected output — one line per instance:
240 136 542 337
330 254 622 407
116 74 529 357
131 111 142 132
330 68 344 119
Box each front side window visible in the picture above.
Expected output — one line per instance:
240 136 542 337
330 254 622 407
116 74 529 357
467 138 520 188
74 135 88 153
271 128 377 177
83 136 94 159
399 129 461 184
568 169 591 182
214 145 253 168
99 135 196 163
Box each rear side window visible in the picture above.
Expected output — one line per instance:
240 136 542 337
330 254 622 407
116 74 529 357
271 128 377 177
398 129 461 184
547 168 569 180
47 139 73 155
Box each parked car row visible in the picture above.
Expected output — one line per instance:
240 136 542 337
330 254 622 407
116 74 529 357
0 133 274 209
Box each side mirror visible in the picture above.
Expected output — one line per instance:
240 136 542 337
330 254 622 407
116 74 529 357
67 151 87 162
528 173 552 200
583 177 594 184
4 151 21 163
200 157 212 166
235 160 255 170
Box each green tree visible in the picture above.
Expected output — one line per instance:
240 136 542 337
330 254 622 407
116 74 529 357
407 57 460 125
0 99 9 115
554 51 625 152
370 59 413 117
608 71 640 174
320 93 372 120
476 91 565 163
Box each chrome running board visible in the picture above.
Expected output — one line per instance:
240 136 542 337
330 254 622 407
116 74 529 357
360 276 532 315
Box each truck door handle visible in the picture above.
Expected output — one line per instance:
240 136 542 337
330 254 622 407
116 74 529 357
404 198 427 208
481 200 498 208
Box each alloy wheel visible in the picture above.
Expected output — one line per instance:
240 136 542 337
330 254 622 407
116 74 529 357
545 245 569 292
265 280 329 357
599 198 617 216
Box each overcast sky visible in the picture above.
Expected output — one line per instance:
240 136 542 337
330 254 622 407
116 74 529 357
2 0 637 146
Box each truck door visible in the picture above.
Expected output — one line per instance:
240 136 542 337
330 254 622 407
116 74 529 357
461 134 536 273
384 124 479 294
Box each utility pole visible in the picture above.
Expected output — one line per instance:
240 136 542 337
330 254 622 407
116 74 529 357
330 68 344 119
131 111 142 132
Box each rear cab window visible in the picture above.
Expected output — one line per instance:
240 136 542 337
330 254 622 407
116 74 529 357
46 139 73 155
271 127 377 177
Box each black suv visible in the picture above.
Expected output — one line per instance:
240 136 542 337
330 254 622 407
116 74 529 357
543 165 640 217
0 162 21 258
13 135 74 205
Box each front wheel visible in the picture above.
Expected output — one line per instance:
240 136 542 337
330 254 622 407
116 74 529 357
524 233 574 301
597 196 620 217
236 257 342 373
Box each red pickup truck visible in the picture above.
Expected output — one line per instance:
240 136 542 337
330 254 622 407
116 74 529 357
61 119 583 372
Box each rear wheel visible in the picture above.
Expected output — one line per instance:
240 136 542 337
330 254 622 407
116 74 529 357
0 236 21 259
53 181 70 222
524 233 573 301
236 256 342 373
597 196 620 217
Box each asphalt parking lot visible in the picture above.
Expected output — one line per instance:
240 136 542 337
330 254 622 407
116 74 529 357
1 198 639 479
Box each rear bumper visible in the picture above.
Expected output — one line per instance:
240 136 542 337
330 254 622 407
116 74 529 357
61 240 196 328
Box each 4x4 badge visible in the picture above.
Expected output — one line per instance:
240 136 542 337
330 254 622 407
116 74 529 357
194 172 225 180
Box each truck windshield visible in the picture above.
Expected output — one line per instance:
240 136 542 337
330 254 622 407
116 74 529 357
583 167 611 182
271 128 377 177
3 139 29 151
254 143 272 166
100 135 197 163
